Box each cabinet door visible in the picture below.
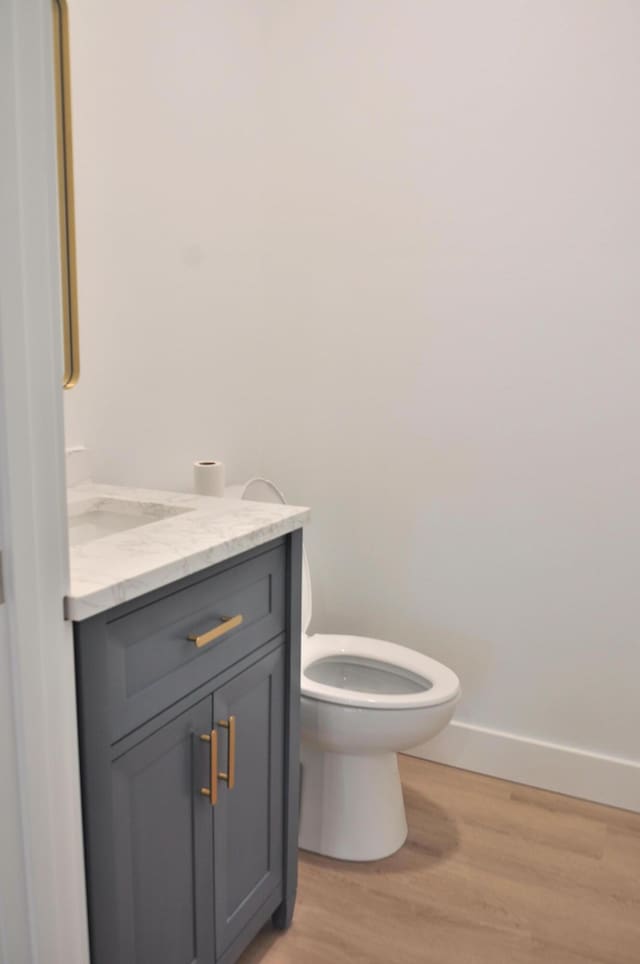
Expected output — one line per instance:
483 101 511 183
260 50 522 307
111 697 215 964
213 646 285 958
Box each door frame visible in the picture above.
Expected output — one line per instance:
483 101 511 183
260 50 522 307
0 437 31 963
0 0 89 961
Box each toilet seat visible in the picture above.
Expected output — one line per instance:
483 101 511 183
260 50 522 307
302 634 460 710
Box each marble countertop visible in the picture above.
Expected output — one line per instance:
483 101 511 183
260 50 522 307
66 482 310 621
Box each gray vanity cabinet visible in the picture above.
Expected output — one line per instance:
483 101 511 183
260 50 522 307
213 647 284 957
111 696 215 964
74 533 302 964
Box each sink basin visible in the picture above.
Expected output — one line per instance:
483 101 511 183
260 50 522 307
68 497 192 547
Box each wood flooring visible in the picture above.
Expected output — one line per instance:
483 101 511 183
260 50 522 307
240 755 640 964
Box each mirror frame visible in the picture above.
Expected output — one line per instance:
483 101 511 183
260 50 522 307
51 0 80 389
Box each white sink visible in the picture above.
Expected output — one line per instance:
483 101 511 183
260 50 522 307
68 496 193 547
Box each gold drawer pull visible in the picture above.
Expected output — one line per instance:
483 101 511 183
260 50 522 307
199 730 218 806
218 716 236 790
188 614 243 649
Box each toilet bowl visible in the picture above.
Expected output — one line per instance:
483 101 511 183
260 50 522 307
240 479 461 862
300 636 460 860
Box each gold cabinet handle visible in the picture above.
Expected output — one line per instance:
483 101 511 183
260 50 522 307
51 0 80 389
218 716 236 790
199 730 218 806
188 614 243 649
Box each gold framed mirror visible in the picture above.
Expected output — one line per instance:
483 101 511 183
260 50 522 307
51 0 80 389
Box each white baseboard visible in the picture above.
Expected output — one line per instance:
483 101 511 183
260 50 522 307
408 720 640 813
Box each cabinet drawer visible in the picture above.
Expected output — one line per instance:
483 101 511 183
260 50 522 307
105 543 286 741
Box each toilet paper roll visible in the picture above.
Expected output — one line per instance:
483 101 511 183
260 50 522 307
193 460 226 497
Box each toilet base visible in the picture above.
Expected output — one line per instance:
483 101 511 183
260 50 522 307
299 745 408 861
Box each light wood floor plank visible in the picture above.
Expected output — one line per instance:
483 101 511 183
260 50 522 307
241 755 640 964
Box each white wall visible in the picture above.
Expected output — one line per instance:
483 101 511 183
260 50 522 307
66 0 640 803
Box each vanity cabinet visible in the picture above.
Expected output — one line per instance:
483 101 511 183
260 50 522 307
74 533 302 964
111 696 215 964
212 647 285 953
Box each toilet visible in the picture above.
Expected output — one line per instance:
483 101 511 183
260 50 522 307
240 479 461 862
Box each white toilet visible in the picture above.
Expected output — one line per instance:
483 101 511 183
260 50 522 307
240 479 461 862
